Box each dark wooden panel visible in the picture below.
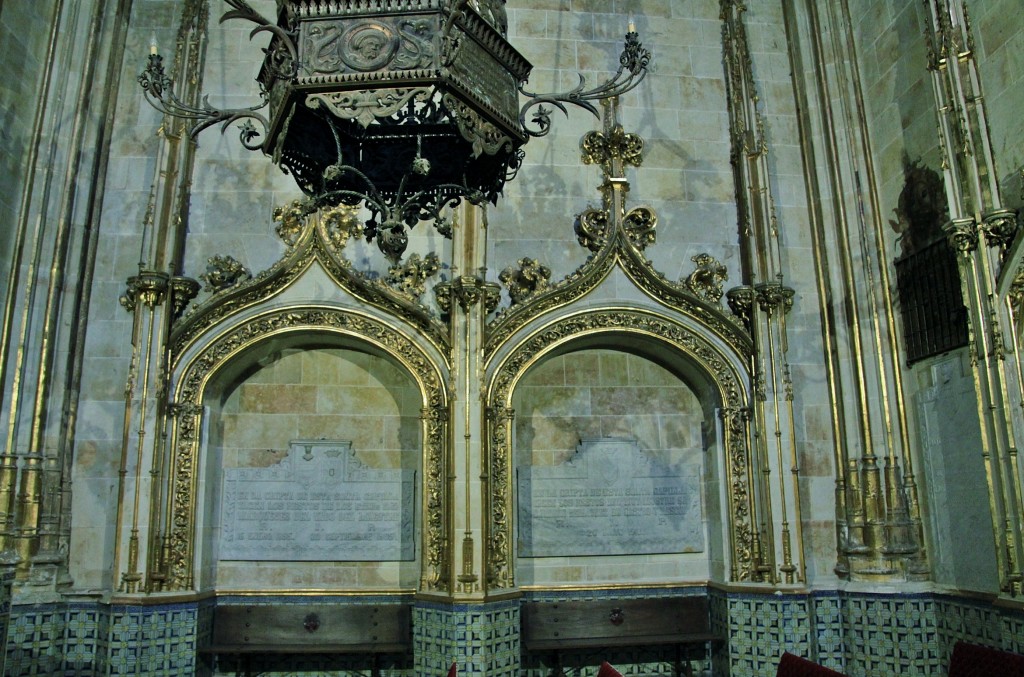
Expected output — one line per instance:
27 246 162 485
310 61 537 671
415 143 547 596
521 597 716 651
206 604 410 654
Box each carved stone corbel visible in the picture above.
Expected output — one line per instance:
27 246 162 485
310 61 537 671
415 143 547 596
726 285 756 330
169 276 201 321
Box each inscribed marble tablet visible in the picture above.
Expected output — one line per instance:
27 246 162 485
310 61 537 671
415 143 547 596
517 437 703 557
220 440 415 561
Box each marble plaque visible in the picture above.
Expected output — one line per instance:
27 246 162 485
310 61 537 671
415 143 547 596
220 440 415 561
517 437 704 557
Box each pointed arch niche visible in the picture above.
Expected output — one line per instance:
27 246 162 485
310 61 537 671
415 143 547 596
485 309 753 590
164 307 450 593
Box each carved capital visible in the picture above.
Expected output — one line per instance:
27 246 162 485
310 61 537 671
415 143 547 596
726 285 756 330
980 208 1019 250
483 281 502 314
435 274 490 313
945 217 979 254
433 280 453 316
169 276 201 321
754 281 795 316
120 271 170 312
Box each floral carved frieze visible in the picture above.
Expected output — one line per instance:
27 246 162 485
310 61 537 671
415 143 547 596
300 17 435 77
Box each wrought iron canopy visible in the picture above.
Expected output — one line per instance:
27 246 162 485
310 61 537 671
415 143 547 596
139 0 650 263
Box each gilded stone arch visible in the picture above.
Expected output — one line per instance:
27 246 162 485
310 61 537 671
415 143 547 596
483 307 756 590
161 305 451 592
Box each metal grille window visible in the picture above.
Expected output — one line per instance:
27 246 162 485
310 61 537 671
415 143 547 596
894 237 969 364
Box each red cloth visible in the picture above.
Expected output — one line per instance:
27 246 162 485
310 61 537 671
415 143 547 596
948 641 1024 676
776 652 845 677
597 662 623 677
446 662 457 677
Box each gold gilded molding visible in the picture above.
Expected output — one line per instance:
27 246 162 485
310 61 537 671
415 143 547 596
720 406 755 581
421 403 450 592
169 203 450 367
484 308 753 588
484 405 514 589
165 306 450 591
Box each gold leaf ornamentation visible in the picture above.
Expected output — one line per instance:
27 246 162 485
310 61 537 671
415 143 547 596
499 258 552 305
685 254 729 307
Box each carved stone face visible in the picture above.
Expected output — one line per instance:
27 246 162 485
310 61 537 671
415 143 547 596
341 23 396 71
356 34 384 60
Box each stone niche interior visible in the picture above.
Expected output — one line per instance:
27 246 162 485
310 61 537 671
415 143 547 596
198 337 423 591
512 347 722 587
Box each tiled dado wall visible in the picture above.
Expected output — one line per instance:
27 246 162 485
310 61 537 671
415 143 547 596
717 589 1024 677
4 599 198 676
0 590 1021 676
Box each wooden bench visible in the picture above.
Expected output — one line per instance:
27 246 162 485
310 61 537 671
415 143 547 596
521 596 723 677
200 603 410 677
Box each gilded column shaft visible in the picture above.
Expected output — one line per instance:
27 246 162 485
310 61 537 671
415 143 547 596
721 0 805 583
777 0 927 580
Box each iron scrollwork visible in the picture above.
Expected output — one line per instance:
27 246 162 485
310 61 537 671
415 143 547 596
519 28 651 138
